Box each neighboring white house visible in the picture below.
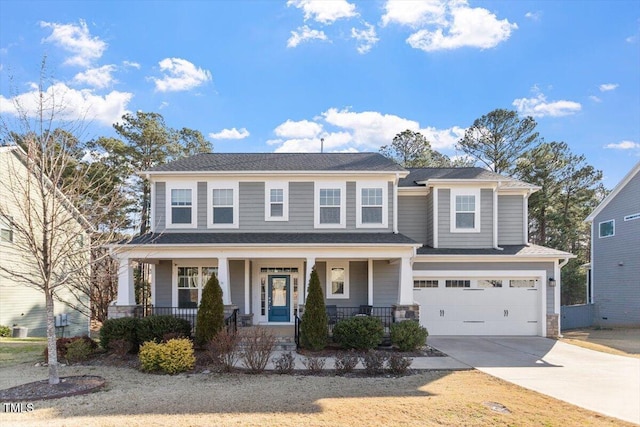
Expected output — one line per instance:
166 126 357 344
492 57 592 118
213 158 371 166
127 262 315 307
0 146 91 337
585 161 640 326
109 153 573 337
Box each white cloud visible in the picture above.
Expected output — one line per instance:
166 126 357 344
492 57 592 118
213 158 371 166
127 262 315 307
287 25 328 48
73 64 117 89
123 60 141 69
287 0 357 24
351 22 379 54
0 82 132 126
381 0 446 28
418 125 466 150
274 119 323 139
512 92 581 118
604 140 640 150
525 11 542 21
589 95 602 103
159 101 169 110
599 83 619 92
40 20 107 67
151 58 212 92
208 127 250 140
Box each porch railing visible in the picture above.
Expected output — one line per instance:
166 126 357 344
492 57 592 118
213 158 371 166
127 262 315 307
135 305 239 335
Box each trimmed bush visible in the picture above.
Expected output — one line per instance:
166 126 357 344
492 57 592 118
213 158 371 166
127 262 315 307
207 329 240 372
303 356 326 373
272 352 296 374
299 267 328 351
362 350 388 375
100 317 139 351
109 339 133 357
334 350 359 374
137 315 192 345
139 338 195 374
44 336 98 363
195 272 225 347
390 321 428 352
387 353 412 375
332 316 384 350
241 327 275 374
0 325 11 337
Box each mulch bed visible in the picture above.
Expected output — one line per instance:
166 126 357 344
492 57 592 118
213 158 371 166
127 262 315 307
0 375 105 402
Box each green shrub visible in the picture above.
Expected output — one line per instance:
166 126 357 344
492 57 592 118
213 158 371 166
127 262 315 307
139 338 195 374
300 267 328 351
390 321 428 352
136 315 192 345
100 317 139 352
65 338 95 364
0 325 11 337
332 316 384 350
195 273 225 347
44 336 97 363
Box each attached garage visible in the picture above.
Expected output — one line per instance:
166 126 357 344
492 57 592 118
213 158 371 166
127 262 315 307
413 270 546 336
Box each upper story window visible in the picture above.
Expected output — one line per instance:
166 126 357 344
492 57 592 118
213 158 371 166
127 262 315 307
450 188 481 233
265 182 289 221
0 216 13 243
166 182 197 228
356 181 388 228
208 181 239 228
315 182 346 228
599 219 614 238
326 261 349 299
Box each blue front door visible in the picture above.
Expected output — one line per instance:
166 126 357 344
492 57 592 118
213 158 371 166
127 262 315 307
268 275 290 322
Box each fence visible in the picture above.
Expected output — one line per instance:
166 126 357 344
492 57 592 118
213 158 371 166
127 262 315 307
561 304 595 330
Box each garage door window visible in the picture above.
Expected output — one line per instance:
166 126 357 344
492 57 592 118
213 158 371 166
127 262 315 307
414 279 439 288
510 279 536 288
445 280 470 288
477 279 502 288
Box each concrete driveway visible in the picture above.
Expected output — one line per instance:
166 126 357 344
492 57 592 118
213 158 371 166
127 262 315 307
429 336 640 425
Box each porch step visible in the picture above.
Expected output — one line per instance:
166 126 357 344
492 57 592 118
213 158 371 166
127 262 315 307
237 335 297 352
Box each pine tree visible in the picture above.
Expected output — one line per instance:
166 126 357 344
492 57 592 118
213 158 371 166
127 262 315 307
300 267 328 350
195 273 225 347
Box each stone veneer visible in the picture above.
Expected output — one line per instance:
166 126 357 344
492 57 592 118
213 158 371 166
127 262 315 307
107 305 138 319
392 304 420 322
546 313 560 338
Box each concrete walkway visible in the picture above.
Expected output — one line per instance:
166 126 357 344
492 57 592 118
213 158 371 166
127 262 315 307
429 336 640 425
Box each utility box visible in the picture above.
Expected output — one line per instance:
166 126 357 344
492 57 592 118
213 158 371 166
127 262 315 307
12 327 28 338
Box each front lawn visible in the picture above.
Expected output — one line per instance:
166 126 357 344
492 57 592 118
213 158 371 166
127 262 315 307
0 337 46 368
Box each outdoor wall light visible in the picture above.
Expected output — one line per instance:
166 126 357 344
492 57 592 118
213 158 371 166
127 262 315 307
548 278 556 287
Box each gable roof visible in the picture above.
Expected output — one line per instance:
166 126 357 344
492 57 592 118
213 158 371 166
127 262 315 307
586 161 640 222
146 152 406 174
398 167 538 189
416 244 574 258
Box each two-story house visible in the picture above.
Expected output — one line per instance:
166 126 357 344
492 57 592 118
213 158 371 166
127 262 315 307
109 152 572 337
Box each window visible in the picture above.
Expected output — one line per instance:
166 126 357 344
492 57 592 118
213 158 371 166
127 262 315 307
477 279 502 288
326 262 349 298
599 219 615 238
171 189 192 224
624 213 640 221
315 182 346 228
265 182 289 221
0 216 13 243
414 279 439 288
450 188 480 232
445 280 470 288
176 266 218 308
510 279 536 288
165 183 197 228
208 182 239 228
356 182 388 227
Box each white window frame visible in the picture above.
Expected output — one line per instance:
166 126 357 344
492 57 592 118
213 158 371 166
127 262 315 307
326 261 349 299
598 219 615 238
314 182 346 229
624 212 640 221
450 188 481 233
172 262 218 308
0 216 13 243
208 181 239 228
265 181 289 222
356 181 388 228
165 182 198 229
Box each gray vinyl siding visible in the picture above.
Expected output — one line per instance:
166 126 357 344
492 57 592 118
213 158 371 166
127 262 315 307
155 260 172 306
388 182 394 232
438 188 494 248
197 182 207 228
413 261 556 315
592 171 640 326
372 260 399 307
314 261 368 307
426 192 433 247
346 182 356 228
498 195 524 245
397 195 428 244
229 260 246 314
155 182 166 230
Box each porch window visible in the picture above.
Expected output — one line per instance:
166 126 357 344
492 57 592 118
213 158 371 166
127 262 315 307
265 182 289 221
177 266 218 308
171 189 192 224
326 261 349 299
598 219 614 238
0 216 13 243
450 188 480 232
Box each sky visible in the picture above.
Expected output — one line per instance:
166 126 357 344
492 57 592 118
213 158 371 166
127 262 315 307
0 0 638 188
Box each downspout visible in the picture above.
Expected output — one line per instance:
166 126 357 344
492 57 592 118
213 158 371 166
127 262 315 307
393 173 399 234
493 182 503 250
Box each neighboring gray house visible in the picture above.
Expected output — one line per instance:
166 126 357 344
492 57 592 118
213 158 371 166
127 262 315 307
585 161 640 326
110 153 573 337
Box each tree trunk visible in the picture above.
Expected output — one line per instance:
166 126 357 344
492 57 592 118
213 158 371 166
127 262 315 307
45 290 60 385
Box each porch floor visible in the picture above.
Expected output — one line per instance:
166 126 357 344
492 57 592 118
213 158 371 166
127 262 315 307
243 325 295 338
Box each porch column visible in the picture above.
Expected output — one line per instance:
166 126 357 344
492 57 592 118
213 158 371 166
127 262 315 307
244 260 250 315
367 259 374 306
116 257 135 306
218 257 231 305
397 256 413 305
305 256 315 302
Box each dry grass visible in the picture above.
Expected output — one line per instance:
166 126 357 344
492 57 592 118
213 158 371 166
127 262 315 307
0 338 46 368
0 363 632 427
561 327 640 359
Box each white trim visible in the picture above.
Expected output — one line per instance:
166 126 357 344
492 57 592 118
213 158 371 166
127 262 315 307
150 264 157 306
265 181 289 222
449 188 481 233
433 188 439 248
171 259 219 307
493 185 499 248
314 181 347 229
393 175 399 233
165 181 198 229
244 260 250 315
326 260 350 299
367 258 374 305
356 181 389 228
598 219 615 238
624 212 640 221
150 181 156 233
207 181 239 229
523 194 529 244
586 161 640 222
144 170 409 178
251 259 304 325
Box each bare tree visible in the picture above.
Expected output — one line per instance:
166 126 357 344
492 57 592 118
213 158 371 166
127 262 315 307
0 61 130 384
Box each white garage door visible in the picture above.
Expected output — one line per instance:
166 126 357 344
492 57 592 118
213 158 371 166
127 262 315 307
413 275 542 336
